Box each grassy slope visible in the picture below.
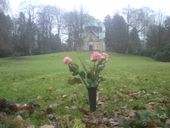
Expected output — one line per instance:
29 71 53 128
0 52 170 124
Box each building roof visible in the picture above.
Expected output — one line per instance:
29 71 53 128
84 19 105 40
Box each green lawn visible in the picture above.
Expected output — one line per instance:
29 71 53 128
0 52 170 127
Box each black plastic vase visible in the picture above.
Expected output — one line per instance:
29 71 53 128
87 87 97 112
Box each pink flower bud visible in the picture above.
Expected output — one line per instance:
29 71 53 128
63 57 72 64
90 52 102 61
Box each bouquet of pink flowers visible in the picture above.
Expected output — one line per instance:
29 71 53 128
63 52 109 111
63 52 109 88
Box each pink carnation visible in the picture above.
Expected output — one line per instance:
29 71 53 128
63 56 72 64
90 52 103 61
101 53 109 60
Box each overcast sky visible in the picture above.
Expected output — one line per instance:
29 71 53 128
10 0 170 20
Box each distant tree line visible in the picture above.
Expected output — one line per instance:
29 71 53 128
104 7 170 61
0 1 94 57
0 1 170 61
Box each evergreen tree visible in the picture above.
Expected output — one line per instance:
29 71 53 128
129 27 140 54
111 14 128 53
104 15 112 51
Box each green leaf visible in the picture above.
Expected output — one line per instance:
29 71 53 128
87 72 94 80
68 63 79 76
79 71 85 79
98 76 105 82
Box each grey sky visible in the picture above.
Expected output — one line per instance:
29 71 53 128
10 0 170 20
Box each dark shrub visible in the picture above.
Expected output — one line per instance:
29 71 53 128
153 44 170 62
139 48 156 57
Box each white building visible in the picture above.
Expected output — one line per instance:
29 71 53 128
81 20 106 51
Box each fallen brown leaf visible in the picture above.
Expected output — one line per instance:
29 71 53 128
0 112 8 127
128 110 136 118
79 108 89 116
166 118 170 126
40 125 55 128
146 103 154 112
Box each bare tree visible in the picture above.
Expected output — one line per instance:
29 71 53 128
0 0 9 13
123 6 155 53
36 5 63 52
12 0 38 55
64 7 91 51
155 10 166 49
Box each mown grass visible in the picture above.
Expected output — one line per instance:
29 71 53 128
0 52 170 126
